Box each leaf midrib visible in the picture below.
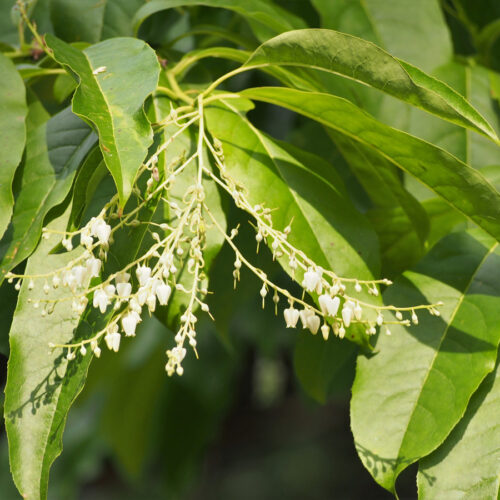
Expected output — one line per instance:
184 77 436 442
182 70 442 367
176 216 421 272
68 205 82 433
395 240 499 476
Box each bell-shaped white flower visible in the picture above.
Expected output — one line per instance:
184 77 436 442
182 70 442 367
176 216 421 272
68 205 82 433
342 301 355 328
116 282 132 298
80 229 93 249
299 308 314 329
137 286 148 306
302 267 321 293
146 293 156 313
122 311 140 337
306 314 320 335
90 217 111 244
284 307 300 328
86 257 101 278
156 282 172 305
136 265 152 287
104 284 116 297
105 325 121 352
93 289 109 313
72 265 87 288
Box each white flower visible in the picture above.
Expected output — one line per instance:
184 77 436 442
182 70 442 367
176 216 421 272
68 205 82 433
284 307 300 328
93 289 109 313
156 282 172 305
321 324 330 341
90 217 111 244
72 265 87 287
318 295 341 317
299 308 314 329
137 286 148 305
302 267 321 293
122 311 140 337
86 257 101 278
104 284 116 297
80 229 93 249
136 265 152 287
105 325 121 352
116 282 132 298
342 301 355 327
146 293 156 312
129 298 142 314
306 314 320 334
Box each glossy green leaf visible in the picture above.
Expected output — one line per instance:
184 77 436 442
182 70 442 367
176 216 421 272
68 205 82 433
244 29 499 142
405 62 500 169
0 105 96 282
50 0 144 44
46 34 160 207
240 87 500 243
133 0 306 39
205 97 380 344
350 229 500 493
0 53 27 240
311 0 452 73
4 209 93 500
417 351 500 499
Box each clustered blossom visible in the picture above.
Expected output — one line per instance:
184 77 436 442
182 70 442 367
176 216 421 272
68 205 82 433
6 101 443 376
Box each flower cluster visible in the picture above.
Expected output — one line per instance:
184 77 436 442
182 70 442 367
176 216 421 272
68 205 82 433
6 100 442 376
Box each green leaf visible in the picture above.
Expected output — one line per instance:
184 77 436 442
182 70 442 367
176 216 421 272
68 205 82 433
329 131 429 275
133 0 306 39
0 53 27 240
350 229 500 493
405 62 500 169
0 105 96 282
417 351 500 499
311 0 452 73
240 87 500 244
243 29 499 143
50 0 145 44
45 34 160 207
205 97 380 344
4 209 93 500
294 331 357 404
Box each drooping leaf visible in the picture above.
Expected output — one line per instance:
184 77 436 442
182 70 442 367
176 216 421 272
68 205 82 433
350 229 500 494
45 34 160 207
133 0 306 40
4 209 93 500
0 105 96 283
0 52 28 240
50 0 145 44
205 97 380 345
240 87 500 244
417 350 500 499
243 29 499 143
311 0 452 73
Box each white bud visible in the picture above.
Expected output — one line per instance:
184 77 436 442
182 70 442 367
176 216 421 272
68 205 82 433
411 310 419 325
342 305 353 328
52 275 60 288
354 281 362 293
338 326 346 339
395 311 403 321
321 324 330 341
354 303 363 321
